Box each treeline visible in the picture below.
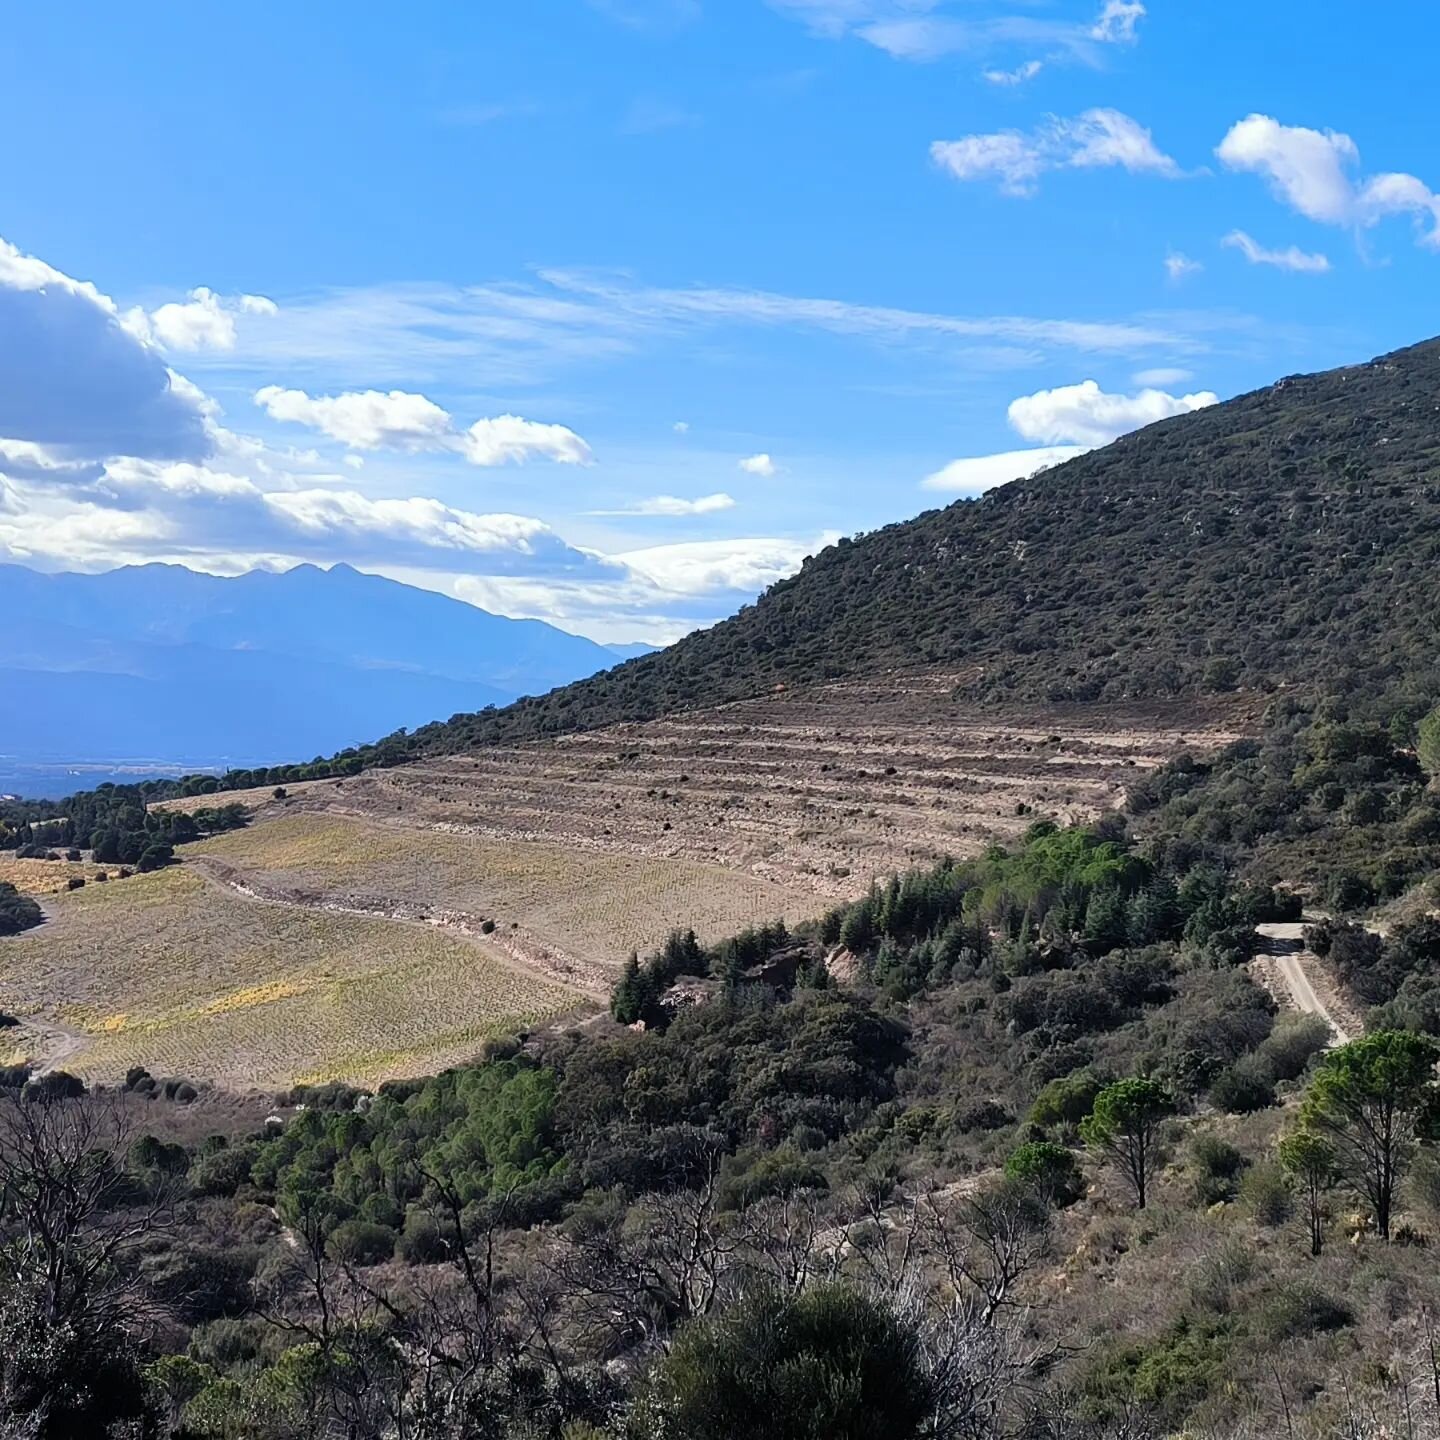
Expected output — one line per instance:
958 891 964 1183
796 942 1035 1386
818 823 1297 999
0 789 248 868
612 823 1298 1030
1 741 393 810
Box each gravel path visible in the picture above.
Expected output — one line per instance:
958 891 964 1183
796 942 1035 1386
1253 921 1353 1046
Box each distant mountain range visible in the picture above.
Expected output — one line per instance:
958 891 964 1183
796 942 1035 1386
0 563 640 793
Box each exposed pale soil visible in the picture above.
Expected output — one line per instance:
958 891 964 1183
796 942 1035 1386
163 678 1254 900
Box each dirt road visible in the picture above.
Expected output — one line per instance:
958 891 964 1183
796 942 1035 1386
18 1015 91 1075
188 856 611 1002
3 901 94 1075
1253 921 1353 1046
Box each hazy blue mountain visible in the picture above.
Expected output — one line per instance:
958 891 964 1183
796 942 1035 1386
0 562 626 790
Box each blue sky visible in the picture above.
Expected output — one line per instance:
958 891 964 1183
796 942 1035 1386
1 1 1437 642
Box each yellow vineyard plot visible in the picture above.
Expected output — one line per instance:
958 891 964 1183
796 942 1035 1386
0 865 581 1088
0 855 108 897
191 811 825 967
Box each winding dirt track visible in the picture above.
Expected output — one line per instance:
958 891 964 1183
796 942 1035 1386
8 902 95 1074
187 856 612 1001
1253 921 1353 1046
14 1014 90 1076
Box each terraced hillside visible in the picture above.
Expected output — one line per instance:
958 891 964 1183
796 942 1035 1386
186 814 824 984
164 677 1252 898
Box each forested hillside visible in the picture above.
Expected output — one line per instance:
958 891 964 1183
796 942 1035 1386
268 336 1440 774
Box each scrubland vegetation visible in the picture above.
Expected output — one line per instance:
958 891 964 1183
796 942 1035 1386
6 780 1438 1439
9 643 1440 1436
8 347 1440 1435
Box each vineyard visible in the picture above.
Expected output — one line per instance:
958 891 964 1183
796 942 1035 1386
188 811 825 972
0 865 582 1088
222 679 1249 895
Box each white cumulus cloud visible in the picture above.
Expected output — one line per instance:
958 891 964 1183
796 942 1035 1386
254 386 592 466
254 386 454 451
618 535 833 596
1222 229 1331 273
932 108 1179 197
0 237 210 462
460 415 594 467
1217 114 1440 248
739 453 778 477
922 445 1089 494
128 287 279 352
1008 378 1218 446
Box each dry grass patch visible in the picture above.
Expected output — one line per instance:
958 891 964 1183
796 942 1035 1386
190 812 823 969
150 777 337 816
0 854 108 897
0 865 581 1088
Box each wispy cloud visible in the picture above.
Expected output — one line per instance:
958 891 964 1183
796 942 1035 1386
192 268 1205 404
932 109 1180 197
983 59 1043 85
769 0 1146 64
619 97 701 135
1222 229 1331 274
591 492 735 516
434 100 540 128
1165 251 1203 282
1089 0 1145 43
536 267 1195 355
588 0 702 31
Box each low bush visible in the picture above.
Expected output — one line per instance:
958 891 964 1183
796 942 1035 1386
1240 1163 1293 1227
326 1219 397 1267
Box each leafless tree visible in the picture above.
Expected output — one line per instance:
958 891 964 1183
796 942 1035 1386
257 1173 620 1439
0 1090 176 1435
732 1186 843 1294
0 1090 174 1335
543 1160 746 1360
